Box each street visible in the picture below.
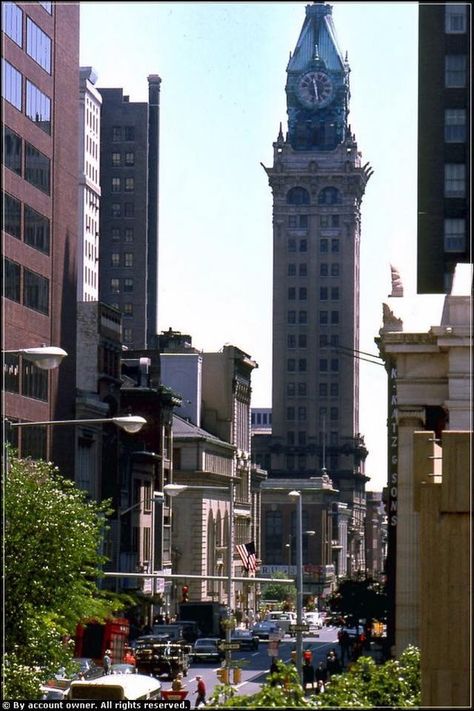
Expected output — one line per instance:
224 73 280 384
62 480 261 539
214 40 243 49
159 626 340 701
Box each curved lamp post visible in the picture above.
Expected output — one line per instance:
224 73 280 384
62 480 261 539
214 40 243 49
3 345 68 370
7 414 147 434
288 489 304 681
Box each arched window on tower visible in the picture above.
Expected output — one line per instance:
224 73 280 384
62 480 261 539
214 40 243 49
318 187 340 205
287 186 310 205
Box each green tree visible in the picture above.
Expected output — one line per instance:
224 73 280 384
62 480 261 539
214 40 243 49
3 452 120 699
260 571 297 607
326 577 388 628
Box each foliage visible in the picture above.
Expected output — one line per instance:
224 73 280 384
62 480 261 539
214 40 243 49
207 659 312 708
326 577 388 627
3 452 122 699
261 571 297 605
313 646 421 708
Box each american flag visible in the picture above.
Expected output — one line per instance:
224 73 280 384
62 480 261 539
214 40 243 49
236 541 258 573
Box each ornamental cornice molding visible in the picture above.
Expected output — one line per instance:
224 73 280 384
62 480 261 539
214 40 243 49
396 406 426 427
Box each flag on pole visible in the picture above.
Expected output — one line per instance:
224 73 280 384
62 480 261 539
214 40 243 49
236 541 258 573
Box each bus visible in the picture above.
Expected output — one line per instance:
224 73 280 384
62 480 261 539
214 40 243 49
67 673 161 701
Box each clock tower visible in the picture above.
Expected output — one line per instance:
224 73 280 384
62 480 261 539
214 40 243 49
261 2 373 576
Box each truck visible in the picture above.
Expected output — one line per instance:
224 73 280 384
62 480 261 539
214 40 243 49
178 602 227 638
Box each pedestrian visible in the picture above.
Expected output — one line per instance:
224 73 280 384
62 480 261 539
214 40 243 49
269 657 279 686
326 649 341 678
194 675 206 708
102 649 112 675
338 629 350 666
302 658 315 694
315 660 327 685
123 646 136 665
172 673 184 691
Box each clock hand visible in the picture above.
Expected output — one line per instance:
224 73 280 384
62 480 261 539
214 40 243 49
312 77 319 100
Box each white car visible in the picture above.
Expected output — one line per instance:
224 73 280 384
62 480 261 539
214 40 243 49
304 612 323 630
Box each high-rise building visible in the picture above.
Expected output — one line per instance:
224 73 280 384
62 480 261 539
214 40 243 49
417 3 471 294
78 66 102 302
2 1 79 472
98 75 161 349
261 2 371 573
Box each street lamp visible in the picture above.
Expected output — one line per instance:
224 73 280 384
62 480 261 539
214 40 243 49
288 490 304 682
7 414 147 434
3 345 68 370
164 481 236 670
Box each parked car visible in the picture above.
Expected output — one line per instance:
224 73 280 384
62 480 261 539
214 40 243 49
264 611 297 635
251 622 283 642
304 611 323 630
71 657 103 679
230 628 259 650
191 637 224 663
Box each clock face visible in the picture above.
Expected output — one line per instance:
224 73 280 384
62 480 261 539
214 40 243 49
297 71 334 109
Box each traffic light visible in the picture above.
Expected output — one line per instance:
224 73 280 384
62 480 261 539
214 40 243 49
181 585 189 602
216 667 228 684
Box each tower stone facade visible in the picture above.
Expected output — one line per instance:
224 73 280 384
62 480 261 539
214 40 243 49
262 3 372 575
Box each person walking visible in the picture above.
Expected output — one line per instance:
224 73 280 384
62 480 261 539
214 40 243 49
194 675 206 708
326 649 341 679
102 649 112 675
302 657 315 694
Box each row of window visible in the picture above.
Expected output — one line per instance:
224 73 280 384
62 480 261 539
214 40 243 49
2 59 52 134
286 379 339 400
251 412 272 425
3 192 50 253
287 358 340 372
112 126 136 142
287 263 340 278
288 286 340 300
444 164 466 198
287 214 340 229
111 252 134 268
287 186 340 206
112 151 135 167
110 277 134 293
288 334 339 349
287 406 339 422
5 258 49 314
111 177 135 192
4 354 49 401
111 227 134 242
287 310 340 324
445 54 468 88
2 4 52 73
3 126 50 194
288 237 340 253
111 202 135 218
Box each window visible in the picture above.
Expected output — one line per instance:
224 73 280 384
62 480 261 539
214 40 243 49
124 177 134 192
297 382 307 396
287 383 295 396
24 205 50 253
330 407 339 421
124 252 133 267
3 193 21 238
288 310 296 324
299 287 307 300
124 202 134 217
331 263 340 277
287 186 310 205
112 152 121 166
299 239 307 252
320 358 329 372
3 127 22 175
2 60 22 110
288 263 296 276
320 263 328 277
330 358 339 372
288 214 308 228
298 359 306 372
298 406 307 421
5 259 21 302
110 278 119 293
445 4 467 33
23 268 49 314
111 177 121 192
124 228 134 242
445 109 466 142
445 55 466 87
123 278 134 292
111 227 120 241
299 310 307 324
330 383 339 396
288 334 296 348
318 187 340 205
25 142 50 194
124 126 135 141
22 360 48 400
288 238 296 252
26 80 51 133
320 334 328 347
125 151 135 166
299 263 307 276
123 303 133 316
319 383 328 397
288 287 296 300
111 253 120 267
444 164 466 197
320 239 328 253
112 126 121 142
444 219 466 251
331 287 339 300
298 431 306 445
2 2 23 46
298 334 307 348
111 203 121 217
26 18 52 73
287 359 296 372
331 239 339 253
287 407 295 420
331 311 339 324
123 328 133 343
320 311 328 325
320 287 328 300
265 511 282 564
320 214 340 227
4 353 19 393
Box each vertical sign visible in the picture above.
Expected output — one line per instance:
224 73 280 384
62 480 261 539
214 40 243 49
388 364 398 527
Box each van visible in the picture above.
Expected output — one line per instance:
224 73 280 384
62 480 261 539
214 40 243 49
264 610 297 635
67 673 161 700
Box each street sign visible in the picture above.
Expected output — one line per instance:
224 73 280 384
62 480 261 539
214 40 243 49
219 642 240 651
289 624 310 633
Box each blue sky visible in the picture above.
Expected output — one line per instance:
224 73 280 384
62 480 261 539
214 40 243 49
80 2 419 491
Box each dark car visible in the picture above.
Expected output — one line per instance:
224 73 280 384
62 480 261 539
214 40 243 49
231 628 259 650
251 622 283 642
191 637 224 663
135 637 190 680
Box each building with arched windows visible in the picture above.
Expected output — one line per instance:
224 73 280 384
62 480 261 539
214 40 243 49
260 2 373 577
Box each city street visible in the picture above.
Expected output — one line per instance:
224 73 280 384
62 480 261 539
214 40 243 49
159 626 341 700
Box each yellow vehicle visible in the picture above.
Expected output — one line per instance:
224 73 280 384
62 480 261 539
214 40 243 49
67 673 161 700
